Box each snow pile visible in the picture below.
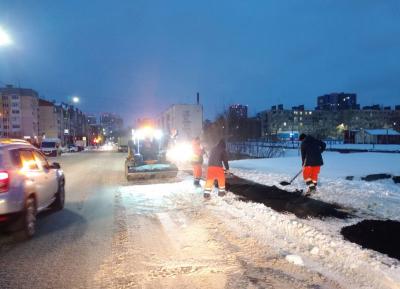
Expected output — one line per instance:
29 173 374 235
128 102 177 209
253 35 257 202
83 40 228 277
205 194 400 288
328 143 400 152
285 255 304 266
118 154 400 288
231 151 400 179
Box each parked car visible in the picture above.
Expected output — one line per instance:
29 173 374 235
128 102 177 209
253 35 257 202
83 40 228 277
74 140 85 151
60 146 69 154
0 138 65 239
40 138 62 157
118 145 128 153
68 144 79 152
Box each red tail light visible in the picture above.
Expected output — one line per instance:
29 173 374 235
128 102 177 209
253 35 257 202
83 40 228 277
0 171 9 193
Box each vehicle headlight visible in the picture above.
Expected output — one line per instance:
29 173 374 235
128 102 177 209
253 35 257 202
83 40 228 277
166 142 193 163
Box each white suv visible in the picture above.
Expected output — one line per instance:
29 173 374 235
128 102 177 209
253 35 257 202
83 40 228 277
0 139 65 239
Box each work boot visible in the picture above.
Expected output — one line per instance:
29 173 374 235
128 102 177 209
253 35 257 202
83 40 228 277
305 185 316 196
218 190 226 197
305 180 313 187
203 192 211 200
193 179 201 187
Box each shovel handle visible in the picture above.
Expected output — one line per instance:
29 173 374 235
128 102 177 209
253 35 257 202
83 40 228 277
289 169 303 183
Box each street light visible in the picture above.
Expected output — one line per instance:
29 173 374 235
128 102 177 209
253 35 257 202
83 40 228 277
0 26 12 46
72 96 80 104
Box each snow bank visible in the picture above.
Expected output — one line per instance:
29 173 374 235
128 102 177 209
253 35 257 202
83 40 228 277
206 194 400 289
230 152 400 220
119 175 400 288
231 152 400 178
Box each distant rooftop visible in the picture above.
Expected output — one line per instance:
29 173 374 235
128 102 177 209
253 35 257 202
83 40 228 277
365 129 400 136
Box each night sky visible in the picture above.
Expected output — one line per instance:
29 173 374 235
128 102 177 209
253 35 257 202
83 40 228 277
0 0 399 125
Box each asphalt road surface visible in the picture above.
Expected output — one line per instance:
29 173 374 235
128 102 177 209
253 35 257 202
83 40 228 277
0 151 342 289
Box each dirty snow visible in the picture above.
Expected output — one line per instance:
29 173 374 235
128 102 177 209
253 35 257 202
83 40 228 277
93 171 400 289
230 152 400 220
93 177 344 288
86 151 400 288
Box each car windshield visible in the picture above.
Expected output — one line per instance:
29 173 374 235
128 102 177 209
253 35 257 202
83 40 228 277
41 142 56 148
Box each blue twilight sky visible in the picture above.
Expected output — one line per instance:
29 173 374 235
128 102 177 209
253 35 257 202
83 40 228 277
0 0 399 125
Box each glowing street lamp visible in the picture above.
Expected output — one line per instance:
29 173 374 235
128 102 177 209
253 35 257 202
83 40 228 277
72 96 80 104
0 26 12 46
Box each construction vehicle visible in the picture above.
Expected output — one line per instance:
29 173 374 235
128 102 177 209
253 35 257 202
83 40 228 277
125 126 179 181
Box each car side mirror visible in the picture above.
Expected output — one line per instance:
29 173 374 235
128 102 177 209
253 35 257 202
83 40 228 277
52 162 61 169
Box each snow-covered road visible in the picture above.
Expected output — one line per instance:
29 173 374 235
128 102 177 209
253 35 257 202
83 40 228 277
93 174 343 288
1 151 399 288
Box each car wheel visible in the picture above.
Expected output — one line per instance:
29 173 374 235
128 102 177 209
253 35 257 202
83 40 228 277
14 197 37 240
51 181 65 211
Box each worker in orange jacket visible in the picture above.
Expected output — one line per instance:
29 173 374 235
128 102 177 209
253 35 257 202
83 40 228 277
204 139 229 199
300 133 326 195
191 137 205 187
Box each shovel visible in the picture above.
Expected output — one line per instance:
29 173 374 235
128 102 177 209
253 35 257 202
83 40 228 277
280 169 303 186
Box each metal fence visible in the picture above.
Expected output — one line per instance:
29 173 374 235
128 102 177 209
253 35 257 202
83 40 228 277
227 141 294 158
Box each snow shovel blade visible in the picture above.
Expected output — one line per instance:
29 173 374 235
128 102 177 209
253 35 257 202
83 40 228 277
280 169 303 186
280 181 291 186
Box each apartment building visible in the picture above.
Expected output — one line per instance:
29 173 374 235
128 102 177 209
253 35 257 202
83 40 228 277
100 113 123 136
38 99 64 140
0 85 39 138
259 104 400 140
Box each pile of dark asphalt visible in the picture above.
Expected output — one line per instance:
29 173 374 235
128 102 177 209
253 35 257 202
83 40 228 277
225 176 351 219
215 174 400 260
341 220 400 261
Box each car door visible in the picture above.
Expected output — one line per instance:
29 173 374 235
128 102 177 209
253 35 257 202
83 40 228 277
17 149 49 210
32 150 58 206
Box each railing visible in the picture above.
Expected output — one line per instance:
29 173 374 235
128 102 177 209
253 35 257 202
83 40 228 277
228 139 400 158
227 141 291 158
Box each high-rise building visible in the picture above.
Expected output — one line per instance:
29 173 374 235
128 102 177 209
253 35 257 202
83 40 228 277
100 113 123 136
39 99 60 139
0 85 39 138
229 104 248 119
292 105 304 111
47 102 89 145
87 115 97 125
317 93 359 111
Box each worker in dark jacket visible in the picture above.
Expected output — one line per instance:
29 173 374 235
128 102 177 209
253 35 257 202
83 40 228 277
204 139 229 199
300 134 326 195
